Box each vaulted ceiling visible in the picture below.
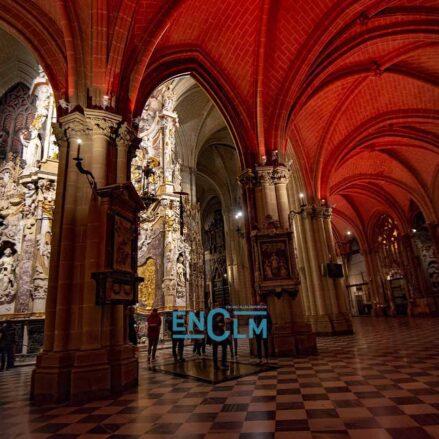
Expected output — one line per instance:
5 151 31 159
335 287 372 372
0 0 438 248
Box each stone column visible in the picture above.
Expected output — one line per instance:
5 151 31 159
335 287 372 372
255 166 278 222
427 222 439 256
115 122 135 183
242 163 317 356
362 248 387 316
32 111 138 404
85 109 121 187
272 166 290 229
222 207 253 308
400 233 432 315
294 205 353 335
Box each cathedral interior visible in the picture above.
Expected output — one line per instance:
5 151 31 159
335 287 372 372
0 1 438 438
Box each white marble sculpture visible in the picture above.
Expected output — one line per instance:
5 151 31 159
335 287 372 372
0 248 17 304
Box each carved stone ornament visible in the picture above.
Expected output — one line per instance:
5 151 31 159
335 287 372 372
272 166 289 185
116 122 135 149
87 114 119 139
238 169 255 188
304 205 332 220
0 248 17 305
255 167 274 186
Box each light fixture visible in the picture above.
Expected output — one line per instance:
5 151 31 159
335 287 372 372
298 192 306 208
73 139 97 191
321 199 326 205
346 231 352 236
412 228 417 233
235 210 243 219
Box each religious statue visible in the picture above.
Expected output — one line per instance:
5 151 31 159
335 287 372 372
32 265 48 300
162 85 175 112
173 160 182 192
23 183 37 217
20 128 42 170
175 253 187 306
0 248 17 304
131 148 145 193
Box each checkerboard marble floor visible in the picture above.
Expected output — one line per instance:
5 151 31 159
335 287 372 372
2 317 439 439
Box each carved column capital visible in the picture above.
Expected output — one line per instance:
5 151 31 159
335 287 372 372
85 109 122 139
272 165 289 185
255 166 274 186
59 112 91 141
237 168 255 188
116 122 135 149
304 205 332 220
51 123 68 150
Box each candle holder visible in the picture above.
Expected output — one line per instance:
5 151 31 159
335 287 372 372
73 140 97 191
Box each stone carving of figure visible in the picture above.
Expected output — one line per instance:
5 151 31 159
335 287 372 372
131 148 145 194
38 231 52 271
162 85 175 112
0 248 17 304
20 128 42 170
32 265 48 300
173 160 182 192
23 183 37 217
175 253 187 304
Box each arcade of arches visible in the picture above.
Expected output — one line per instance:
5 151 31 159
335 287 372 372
0 0 438 426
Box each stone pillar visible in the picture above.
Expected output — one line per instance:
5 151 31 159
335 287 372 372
116 122 135 183
400 233 432 315
222 207 253 308
427 222 439 256
241 164 317 356
85 109 121 187
293 205 353 335
363 248 387 316
255 166 278 222
272 166 290 229
32 111 138 404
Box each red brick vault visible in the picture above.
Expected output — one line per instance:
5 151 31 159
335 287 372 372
1 0 438 264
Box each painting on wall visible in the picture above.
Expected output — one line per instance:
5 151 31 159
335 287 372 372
257 237 292 283
112 214 134 272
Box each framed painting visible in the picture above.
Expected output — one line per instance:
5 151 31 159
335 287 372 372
254 233 299 292
106 211 137 273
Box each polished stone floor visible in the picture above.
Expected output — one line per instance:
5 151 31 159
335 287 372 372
1 317 439 439
151 357 277 384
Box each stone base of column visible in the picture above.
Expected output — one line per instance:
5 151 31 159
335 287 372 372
31 351 74 404
271 321 317 357
372 304 389 317
409 298 438 316
309 313 353 336
309 315 332 335
31 345 138 404
108 345 139 393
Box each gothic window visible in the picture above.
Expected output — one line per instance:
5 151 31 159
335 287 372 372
0 83 36 160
